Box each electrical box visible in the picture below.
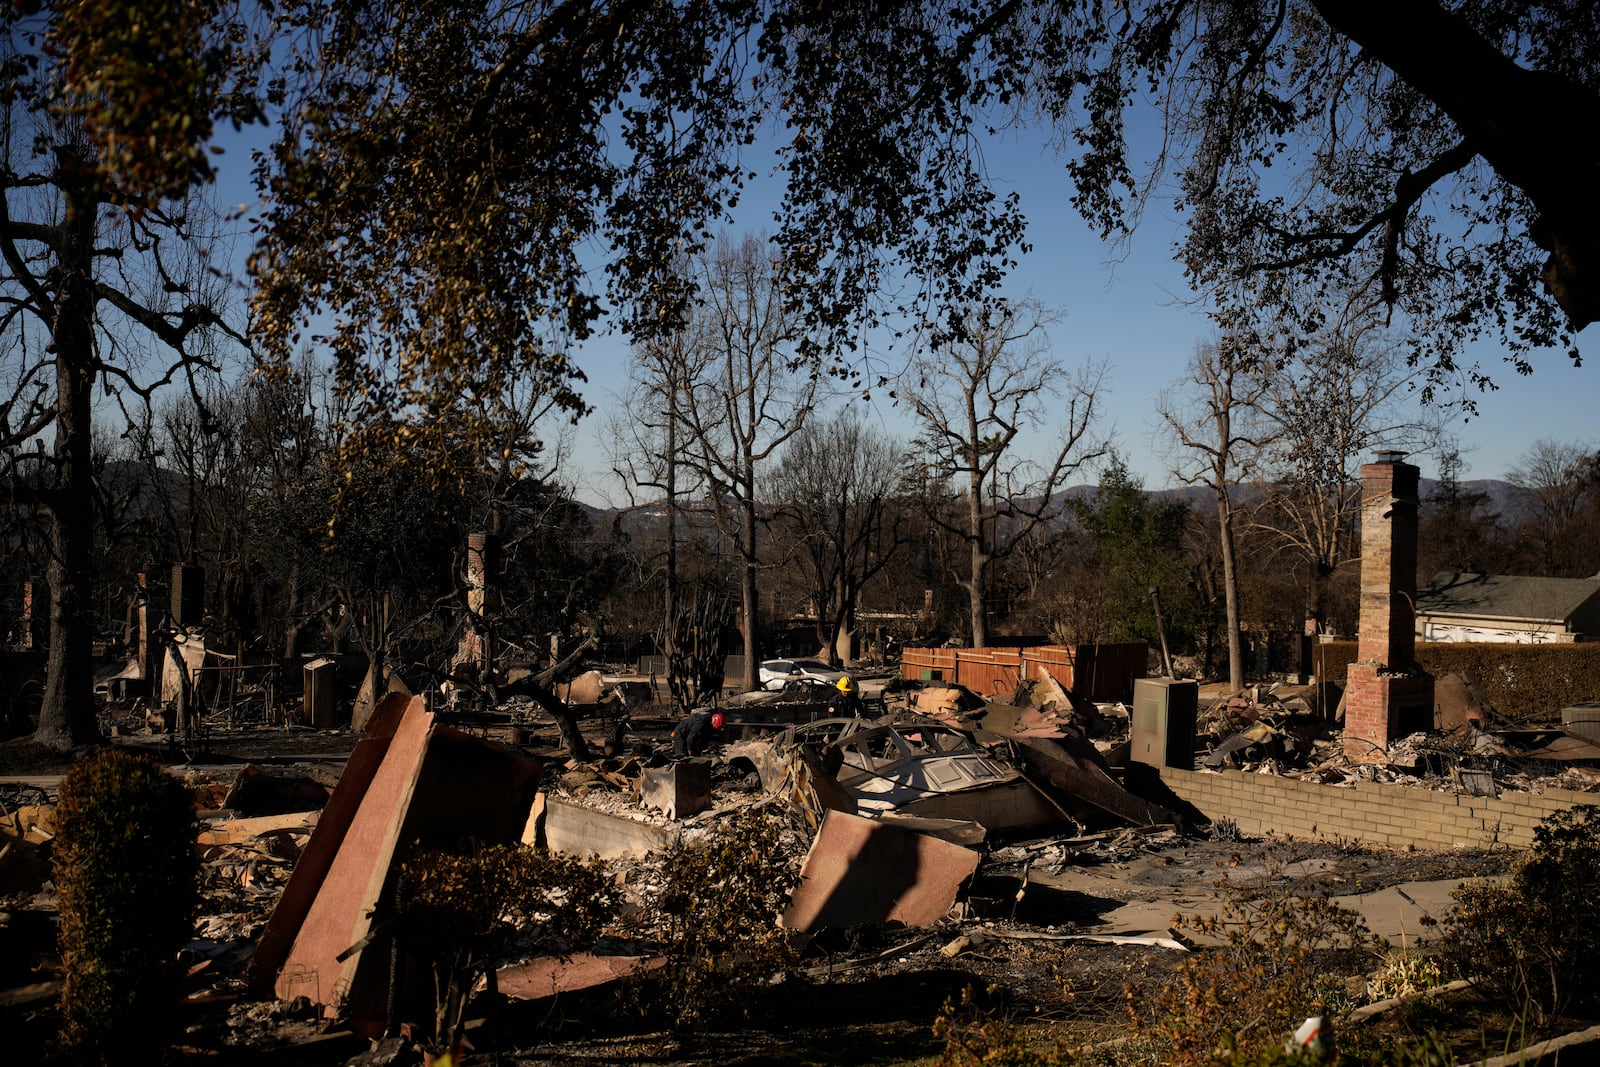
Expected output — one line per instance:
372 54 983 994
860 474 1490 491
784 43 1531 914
1130 677 1199 769
303 657 337 728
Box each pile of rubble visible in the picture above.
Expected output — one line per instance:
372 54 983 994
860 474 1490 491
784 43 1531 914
1194 672 1600 797
4 660 1589 1064
0 668 1184 1030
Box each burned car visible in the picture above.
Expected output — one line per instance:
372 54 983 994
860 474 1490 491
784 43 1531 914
723 678 860 735
732 716 1061 834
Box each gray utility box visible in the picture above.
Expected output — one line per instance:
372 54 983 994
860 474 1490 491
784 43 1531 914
303 657 337 728
1130 677 1199 769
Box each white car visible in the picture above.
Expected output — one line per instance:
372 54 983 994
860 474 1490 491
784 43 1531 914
758 658 851 691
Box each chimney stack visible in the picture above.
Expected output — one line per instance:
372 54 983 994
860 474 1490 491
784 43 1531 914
1344 453 1434 760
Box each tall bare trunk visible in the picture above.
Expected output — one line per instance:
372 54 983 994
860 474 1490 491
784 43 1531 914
967 561 989 648
663 386 678 661
739 492 759 691
1218 494 1244 690
281 563 303 662
36 187 101 751
967 466 989 647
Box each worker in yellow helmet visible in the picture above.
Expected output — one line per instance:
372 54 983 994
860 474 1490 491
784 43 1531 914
827 674 864 718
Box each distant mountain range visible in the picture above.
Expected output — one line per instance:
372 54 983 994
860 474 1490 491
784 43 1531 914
1136 479 1530 521
579 478 1536 535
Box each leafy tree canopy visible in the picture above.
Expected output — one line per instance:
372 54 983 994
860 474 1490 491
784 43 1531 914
11 0 266 205
247 0 1596 473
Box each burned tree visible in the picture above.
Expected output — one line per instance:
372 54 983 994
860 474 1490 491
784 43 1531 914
0 9 257 749
675 235 816 691
903 300 1106 647
770 410 911 665
1506 438 1600 578
1251 296 1441 637
610 324 722 704
1158 338 1273 690
660 583 733 710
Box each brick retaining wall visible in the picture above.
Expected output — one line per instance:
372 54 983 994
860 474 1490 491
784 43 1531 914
1155 766 1599 850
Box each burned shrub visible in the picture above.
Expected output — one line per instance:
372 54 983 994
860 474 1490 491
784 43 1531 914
936 982 1137 1067
937 870 1457 1067
392 843 618 1054
642 807 802 1032
53 747 198 1064
1127 873 1378 1066
937 982 1456 1067
1439 804 1600 1024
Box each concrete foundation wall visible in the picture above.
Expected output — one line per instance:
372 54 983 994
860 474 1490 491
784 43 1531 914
1156 766 1598 851
533 795 675 860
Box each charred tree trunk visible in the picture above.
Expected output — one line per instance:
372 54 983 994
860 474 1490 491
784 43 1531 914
1218 493 1245 691
965 463 990 648
527 682 591 764
738 488 759 691
502 634 602 763
35 181 102 751
662 383 679 684
661 585 729 709
280 563 304 662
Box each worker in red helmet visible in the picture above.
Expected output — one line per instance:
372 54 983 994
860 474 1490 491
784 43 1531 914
827 675 865 718
671 707 726 758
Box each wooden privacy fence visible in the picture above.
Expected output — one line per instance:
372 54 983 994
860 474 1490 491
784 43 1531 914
900 643 1146 703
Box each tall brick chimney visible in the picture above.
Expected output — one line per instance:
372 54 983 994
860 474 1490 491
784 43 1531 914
1344 452 1434 760
135 572 156 684
452 531 500 680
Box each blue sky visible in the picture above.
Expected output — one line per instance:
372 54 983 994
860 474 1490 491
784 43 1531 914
209 110 1596 507
561 119 1596 506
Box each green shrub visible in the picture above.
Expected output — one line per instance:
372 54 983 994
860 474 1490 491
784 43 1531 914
392 843 617 1053
1438 804 1600 1024
53 747 198 1065
643 807 802 1032
1366 947 1444 1002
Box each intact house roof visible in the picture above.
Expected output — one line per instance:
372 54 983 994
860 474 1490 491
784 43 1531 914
1417 572 1600 629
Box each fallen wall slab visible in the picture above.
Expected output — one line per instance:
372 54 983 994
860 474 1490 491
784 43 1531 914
1010 735 1175 827
255 695 539 1033
250 691 412 996
781 810 980 932
270 696 437 1019
497 953 665 1001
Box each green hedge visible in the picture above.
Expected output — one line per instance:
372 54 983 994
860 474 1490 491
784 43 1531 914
1312 641 1361 690
54 747 198 1063
1315 640 1600 721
